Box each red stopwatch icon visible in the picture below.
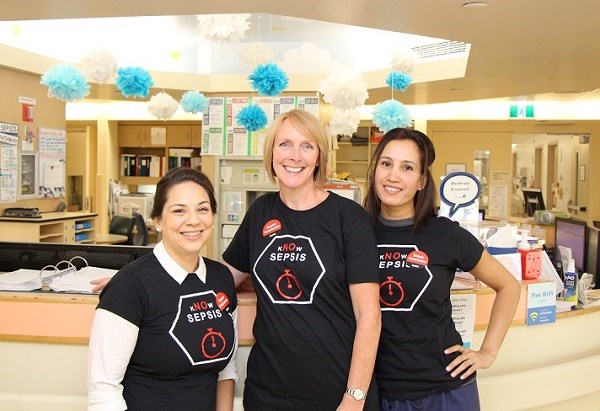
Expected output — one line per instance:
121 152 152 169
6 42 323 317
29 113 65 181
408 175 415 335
379 276 405 307
201 327 226 359
275 268 303 300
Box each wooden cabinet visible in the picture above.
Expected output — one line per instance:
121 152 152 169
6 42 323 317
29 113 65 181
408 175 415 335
167 124 201 148
118 124 165 148
0 212 97 244
118 121 202 187
334 122 381 183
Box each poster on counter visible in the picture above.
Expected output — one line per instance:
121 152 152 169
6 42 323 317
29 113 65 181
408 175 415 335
450 293 476 348
526 281 556 326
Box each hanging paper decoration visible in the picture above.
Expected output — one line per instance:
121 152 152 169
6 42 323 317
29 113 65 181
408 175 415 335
372 99 413 133
319 66 368 110
248 63 289 96
329 108 361 137
391 47 420 75
386 71 413 91
147 92 179 120
196 14 251 43
115 66 153 98
240 42 275 70
80 48 118 84
237 105 268 132
40 64 90 102
180 91 208 114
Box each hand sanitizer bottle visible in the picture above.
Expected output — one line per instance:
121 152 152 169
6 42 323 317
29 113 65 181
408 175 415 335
519 229 541 280
563 259 578 304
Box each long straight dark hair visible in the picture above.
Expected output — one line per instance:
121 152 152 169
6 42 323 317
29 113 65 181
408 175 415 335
363 128 437 231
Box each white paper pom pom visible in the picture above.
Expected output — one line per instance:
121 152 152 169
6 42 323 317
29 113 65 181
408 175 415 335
329 108 361 137
391 47 420 75
80 48 118 84
319 66 369 110
196 14 251 43
240 43 275 70
147 92 179 120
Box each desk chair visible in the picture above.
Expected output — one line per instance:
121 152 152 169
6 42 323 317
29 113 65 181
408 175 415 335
109 214 135 245
131 212 149 246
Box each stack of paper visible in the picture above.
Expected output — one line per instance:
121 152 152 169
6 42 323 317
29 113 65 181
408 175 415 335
0 268 70 291
49 266 118 294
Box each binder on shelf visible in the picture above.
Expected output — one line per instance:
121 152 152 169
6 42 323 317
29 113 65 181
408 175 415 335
137 156 151 177
75 221 92 230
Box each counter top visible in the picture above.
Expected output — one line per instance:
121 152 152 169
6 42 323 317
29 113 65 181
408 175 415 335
0 211 97 223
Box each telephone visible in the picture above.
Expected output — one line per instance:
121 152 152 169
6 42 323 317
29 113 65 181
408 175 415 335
1 207 42 218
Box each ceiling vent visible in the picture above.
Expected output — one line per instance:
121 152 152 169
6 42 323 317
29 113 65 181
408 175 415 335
412 41 469 60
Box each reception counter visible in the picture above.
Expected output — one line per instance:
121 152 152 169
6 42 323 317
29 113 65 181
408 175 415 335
1 282 600 410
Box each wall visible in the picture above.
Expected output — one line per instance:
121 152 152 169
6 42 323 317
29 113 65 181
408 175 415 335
0 65 66 211
427 120 600 225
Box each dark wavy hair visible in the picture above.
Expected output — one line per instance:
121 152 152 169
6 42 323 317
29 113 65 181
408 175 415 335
363 128 437 231
151 167 217 219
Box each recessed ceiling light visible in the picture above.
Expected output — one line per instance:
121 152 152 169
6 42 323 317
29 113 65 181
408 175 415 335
462 2 488 9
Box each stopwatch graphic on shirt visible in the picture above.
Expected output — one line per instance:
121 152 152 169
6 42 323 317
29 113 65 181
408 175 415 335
169 290 236 365
378 244 433 311
254 234 325 304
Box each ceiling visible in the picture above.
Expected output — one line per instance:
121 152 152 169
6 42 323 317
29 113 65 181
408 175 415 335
2 0 600 106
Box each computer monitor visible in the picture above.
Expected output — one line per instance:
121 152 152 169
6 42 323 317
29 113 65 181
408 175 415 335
554 217 587 274
587 226 600 288
522 188 546 217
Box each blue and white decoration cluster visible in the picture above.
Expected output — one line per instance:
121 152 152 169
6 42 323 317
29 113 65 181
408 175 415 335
372 47 420 133
237 62 290 132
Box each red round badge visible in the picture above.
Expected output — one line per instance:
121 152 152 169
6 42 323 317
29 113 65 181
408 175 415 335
262 219 282 237
406 250 429 266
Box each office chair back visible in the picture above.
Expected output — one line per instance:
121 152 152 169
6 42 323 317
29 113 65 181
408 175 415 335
131 212 149 246
109 214 135 245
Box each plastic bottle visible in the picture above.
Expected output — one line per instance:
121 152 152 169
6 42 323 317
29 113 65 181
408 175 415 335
563 259 578 304
518 229 541 280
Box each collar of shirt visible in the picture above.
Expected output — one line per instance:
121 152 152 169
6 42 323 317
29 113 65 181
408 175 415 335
152 241 207 284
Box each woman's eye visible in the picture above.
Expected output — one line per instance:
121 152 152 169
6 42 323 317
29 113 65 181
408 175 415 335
301 143 314 152
279 142 290 149
379 160 391 167
198 206 211 214
172 208 185 215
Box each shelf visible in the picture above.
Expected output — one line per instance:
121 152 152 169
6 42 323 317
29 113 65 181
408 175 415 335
120 176 161 185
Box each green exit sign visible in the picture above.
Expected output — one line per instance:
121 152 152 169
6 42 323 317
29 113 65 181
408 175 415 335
509 104 534 118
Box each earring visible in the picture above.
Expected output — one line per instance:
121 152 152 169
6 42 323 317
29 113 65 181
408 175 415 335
155 227 162 233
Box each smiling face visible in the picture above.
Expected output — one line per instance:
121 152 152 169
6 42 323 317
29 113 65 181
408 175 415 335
272 119 320 192
154 181 214 271
375 139 426 220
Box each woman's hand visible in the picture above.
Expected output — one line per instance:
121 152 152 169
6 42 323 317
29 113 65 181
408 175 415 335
90 277 111 293
444 344 496 379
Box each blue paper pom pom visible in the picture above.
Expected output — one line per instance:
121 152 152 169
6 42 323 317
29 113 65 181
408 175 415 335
116 66 153 98
40 64 90 102
248 63 289 96
180 91 208 114
237 105 268 132
372 99 413 133
386 71 412 91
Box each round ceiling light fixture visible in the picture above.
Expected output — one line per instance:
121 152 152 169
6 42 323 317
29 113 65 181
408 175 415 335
462 2 488 9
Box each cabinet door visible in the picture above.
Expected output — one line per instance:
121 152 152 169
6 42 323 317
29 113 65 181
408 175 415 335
167 125 202 147
167 125 193 147
118 125 147 147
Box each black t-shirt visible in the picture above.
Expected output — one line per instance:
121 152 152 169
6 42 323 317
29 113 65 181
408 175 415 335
223 192 380 411
374 216 484 400
98 254 237 410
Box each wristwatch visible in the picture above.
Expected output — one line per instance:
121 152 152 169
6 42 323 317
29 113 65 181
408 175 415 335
345 387 367 401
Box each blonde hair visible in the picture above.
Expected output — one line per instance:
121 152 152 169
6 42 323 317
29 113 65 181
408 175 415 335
263 109 329 186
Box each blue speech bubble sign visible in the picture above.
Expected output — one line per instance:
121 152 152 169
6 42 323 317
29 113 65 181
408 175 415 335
440 172 481 218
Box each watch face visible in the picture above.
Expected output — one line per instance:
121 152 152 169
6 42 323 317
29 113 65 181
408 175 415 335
347 388 366 400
